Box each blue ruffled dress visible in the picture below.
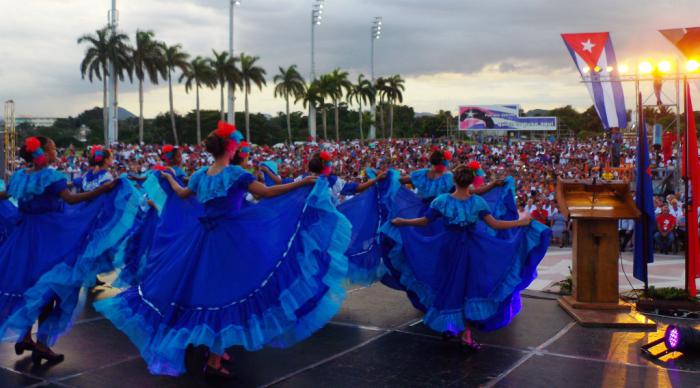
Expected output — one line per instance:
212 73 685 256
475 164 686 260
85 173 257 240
95 165 351 376
114 168 203 287
0 180 19 244
409 169 454 202
0 168 139 345
337 169 401 285
380 192 551 334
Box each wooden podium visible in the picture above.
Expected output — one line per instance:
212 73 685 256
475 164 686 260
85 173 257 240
556 179 656 329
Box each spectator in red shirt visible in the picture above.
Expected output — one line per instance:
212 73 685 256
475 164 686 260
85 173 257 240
530 203 549 226
655 205 676 254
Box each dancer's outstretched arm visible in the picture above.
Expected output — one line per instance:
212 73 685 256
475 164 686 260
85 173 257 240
355 171 387 194
248 175 317 198
162 173 194 199
391 216 430 227
60 179 119 204
483 214 531 230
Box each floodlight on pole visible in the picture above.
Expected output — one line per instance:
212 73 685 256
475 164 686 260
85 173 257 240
369 16 382 140
227 0 241 125
309 0 325 140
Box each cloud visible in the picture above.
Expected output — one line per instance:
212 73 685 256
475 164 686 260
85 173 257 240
0 0 699 119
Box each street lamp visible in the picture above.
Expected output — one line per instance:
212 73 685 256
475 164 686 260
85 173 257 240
309 0 324 140
227 0 242 125
369 16 382 140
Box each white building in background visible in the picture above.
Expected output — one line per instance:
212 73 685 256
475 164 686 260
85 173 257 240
15 117 58 127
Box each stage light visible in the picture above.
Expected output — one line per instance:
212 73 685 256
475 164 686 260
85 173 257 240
618 64 629 74
639 61 653 74
658 60 672 74
642 325 700 359
594 66 602 72
582 66 590 74
606 66 614 73
687 60 700 72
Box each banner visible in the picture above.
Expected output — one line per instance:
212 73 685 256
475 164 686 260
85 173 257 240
561 32 628 130
660 27 700 92
458 105 557 131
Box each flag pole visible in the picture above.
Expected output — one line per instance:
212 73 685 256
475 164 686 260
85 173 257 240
640 91 650 295
683 77 690 293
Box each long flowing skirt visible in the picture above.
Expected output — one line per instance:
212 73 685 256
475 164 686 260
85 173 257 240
95 180 351 376
0 180 139 345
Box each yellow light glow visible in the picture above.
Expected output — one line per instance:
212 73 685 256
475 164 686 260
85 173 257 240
618 64 629 74
606 66 614 73
594 66 602 72
687 60 700 72
658 60 672 73
639 61 653 74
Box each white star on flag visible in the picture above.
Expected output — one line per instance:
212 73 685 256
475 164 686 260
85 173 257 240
582 39 595 52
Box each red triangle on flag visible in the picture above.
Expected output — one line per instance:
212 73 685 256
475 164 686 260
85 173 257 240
562 32 610 70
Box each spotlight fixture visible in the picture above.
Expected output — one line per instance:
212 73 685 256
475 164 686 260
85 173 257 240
642 325 700 359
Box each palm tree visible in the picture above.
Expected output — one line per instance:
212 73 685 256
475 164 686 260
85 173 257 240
317 74 335 140
385 74 406 138
325 69 353 142
347 74 375 144
296 81 324 139
163 44 190 145
132 30 166 144
273 65 306 143
239 53 267 141
209 50 241 122
374 77 389 138
78 26 131 144
78 27 110 143
180 56 216 144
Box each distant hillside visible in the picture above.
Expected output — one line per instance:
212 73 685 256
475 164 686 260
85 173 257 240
117 107 136 120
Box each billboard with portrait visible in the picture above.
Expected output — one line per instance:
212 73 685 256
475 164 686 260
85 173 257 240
458 105 557 131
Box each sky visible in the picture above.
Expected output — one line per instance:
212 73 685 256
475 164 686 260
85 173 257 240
0 0 698 119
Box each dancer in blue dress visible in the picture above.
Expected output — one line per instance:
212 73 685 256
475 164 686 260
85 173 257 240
385 162 551 350
115 145 198 287
299 151 388 285
0 136 138 364
72 145 114 192
96 122 351 377
0 179 19 243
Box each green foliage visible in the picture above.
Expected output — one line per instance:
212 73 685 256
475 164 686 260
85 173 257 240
647 286 689 301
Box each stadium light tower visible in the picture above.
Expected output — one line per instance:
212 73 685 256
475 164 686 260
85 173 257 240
227 0 241 125
107 0 119 144
369 16 382 140
308 0 324 140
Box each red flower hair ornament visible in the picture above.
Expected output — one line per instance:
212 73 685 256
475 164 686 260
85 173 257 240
25 137 47 167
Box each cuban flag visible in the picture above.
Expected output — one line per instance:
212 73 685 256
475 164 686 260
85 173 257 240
562 32 627 130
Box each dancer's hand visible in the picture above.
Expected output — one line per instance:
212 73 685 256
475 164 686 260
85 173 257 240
519 215 532 226
493 179 505 186
105 178 120 190
302 175 318 185
391 217 404 226
377 171 388 180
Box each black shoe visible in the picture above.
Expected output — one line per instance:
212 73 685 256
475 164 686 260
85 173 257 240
460 339 482 353
204 364 233 379
31 348 64 364
14 340 35 355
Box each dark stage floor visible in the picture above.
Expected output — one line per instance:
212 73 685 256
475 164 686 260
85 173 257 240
2 284 700 387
